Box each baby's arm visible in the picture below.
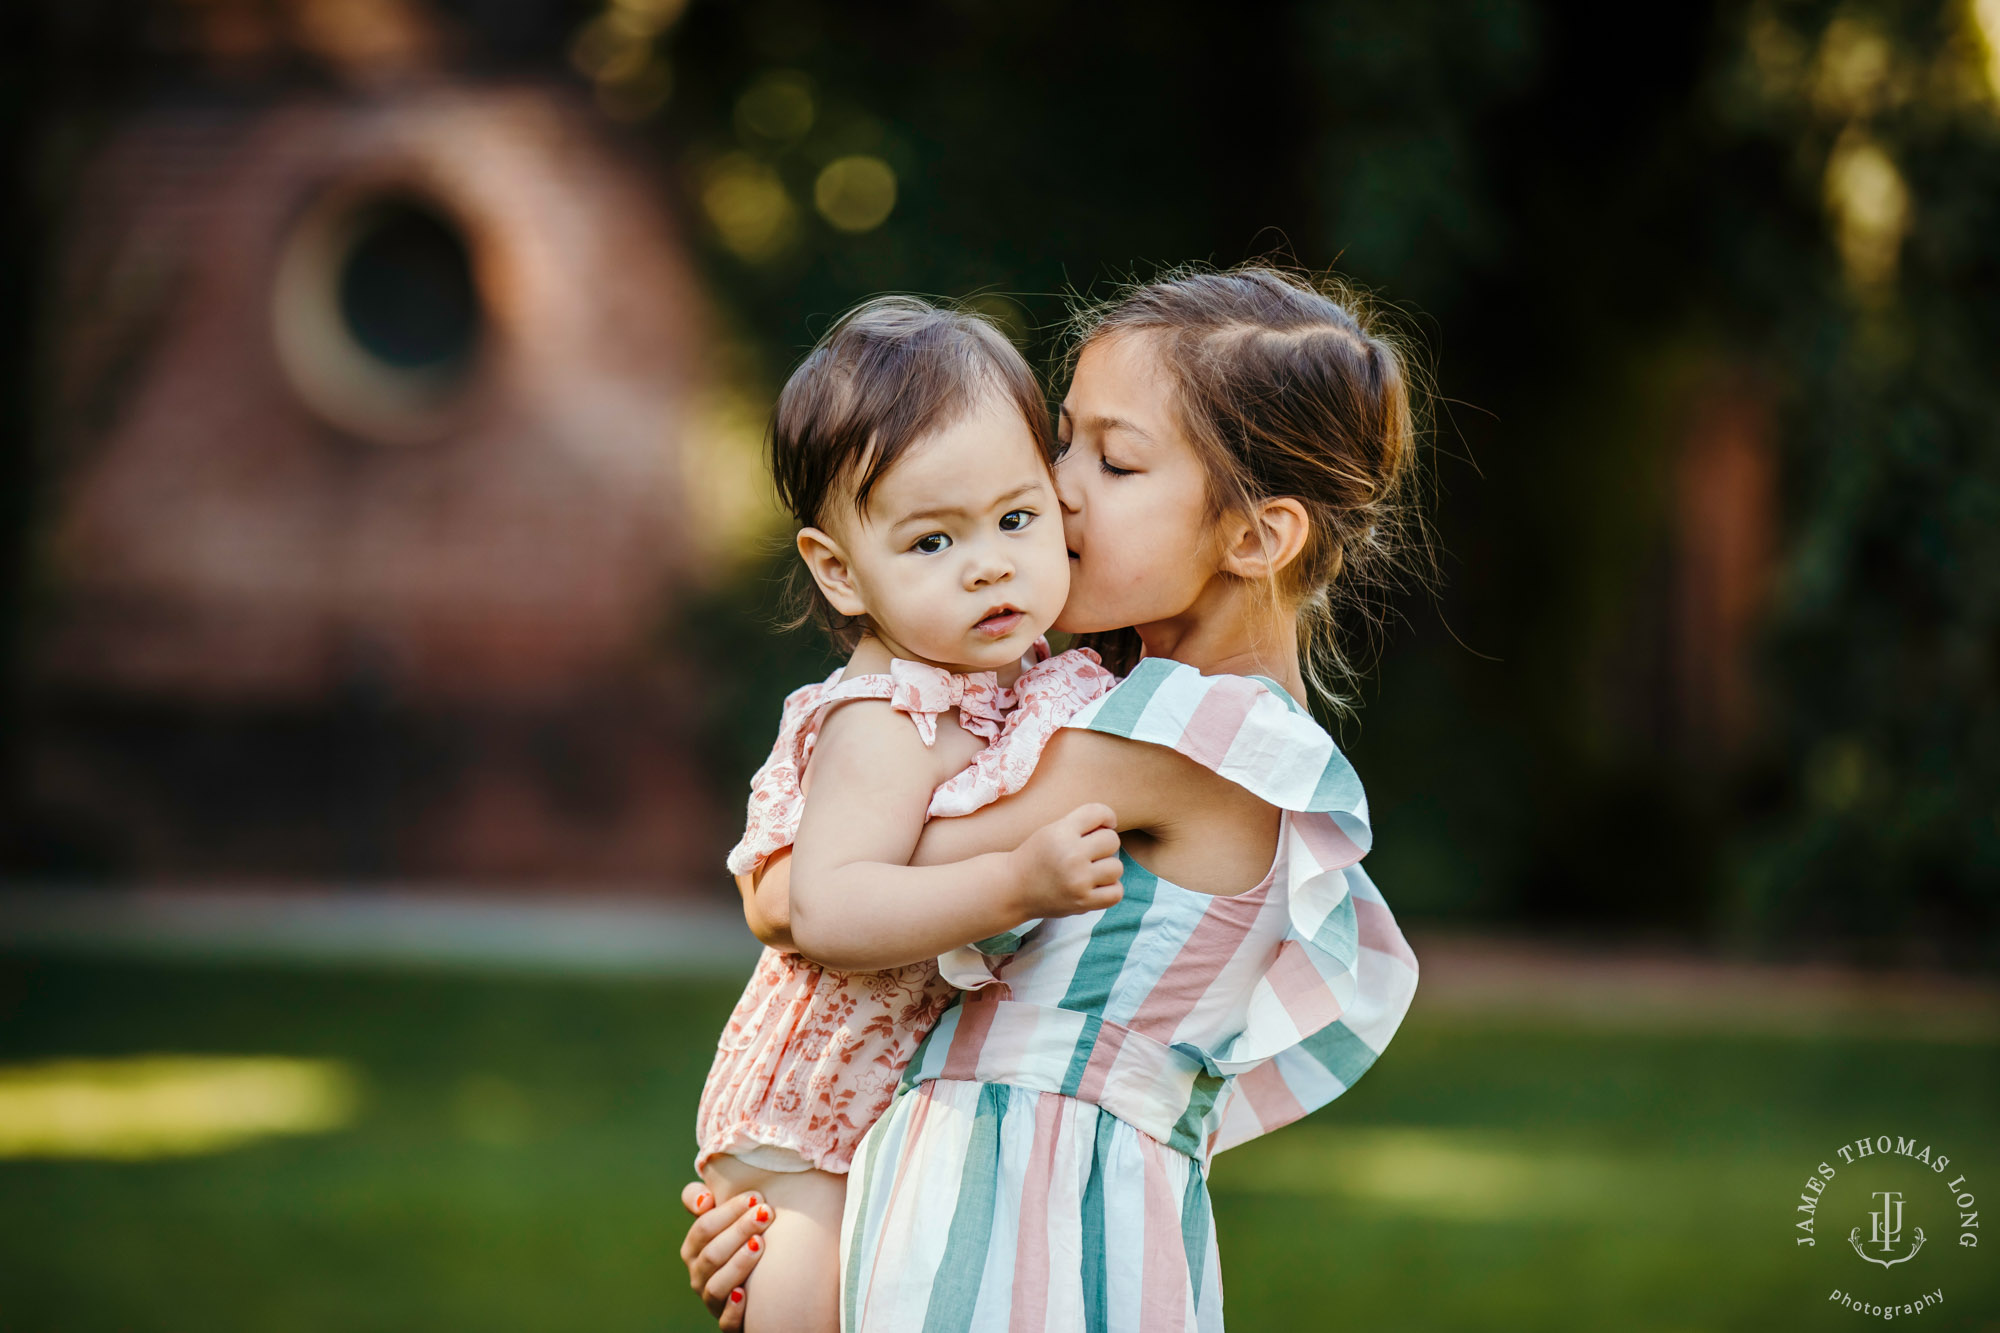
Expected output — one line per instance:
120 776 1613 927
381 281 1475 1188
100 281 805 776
785 699 1122 972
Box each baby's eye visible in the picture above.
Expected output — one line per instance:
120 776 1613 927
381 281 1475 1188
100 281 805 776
912 532 951 554
1099 458 1136 478
998 509 1034 532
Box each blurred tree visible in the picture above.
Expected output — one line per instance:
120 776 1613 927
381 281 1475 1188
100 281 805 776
1712 0 2000 963
624 0 2000 960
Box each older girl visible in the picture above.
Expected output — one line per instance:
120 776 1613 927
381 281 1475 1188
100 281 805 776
685 266 1422 1332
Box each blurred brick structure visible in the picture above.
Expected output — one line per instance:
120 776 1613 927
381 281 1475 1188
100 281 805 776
25 0 731 887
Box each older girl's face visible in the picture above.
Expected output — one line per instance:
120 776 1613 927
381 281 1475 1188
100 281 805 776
1052 332 1216 635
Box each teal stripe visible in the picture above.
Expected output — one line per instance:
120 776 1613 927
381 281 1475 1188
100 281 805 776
1311 891 1360 968
901 1002 959 1092
920 1083 1009 1333
1180 1159 1211 1312
1057 856 1157 1014
1058 1013 1104 1097
1166 1070 1226 1158
971 927 1031 955
1306 750 1365 815
1077 656 1175 737
1079 1109 1118 1333
1296 1020 1380 1087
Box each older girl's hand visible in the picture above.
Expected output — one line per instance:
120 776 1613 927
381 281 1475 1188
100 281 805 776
678 1181 772 1328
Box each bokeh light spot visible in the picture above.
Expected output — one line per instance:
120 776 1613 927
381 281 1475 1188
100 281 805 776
735 70 816 142
1823 128 1911 298
813 155 897 233
700 154 799 261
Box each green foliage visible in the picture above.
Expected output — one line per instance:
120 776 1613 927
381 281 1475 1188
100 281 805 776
1711 0 2000 962
624 0 1999 958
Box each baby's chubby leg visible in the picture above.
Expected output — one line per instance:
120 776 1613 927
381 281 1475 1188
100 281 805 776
702 1154 846 1333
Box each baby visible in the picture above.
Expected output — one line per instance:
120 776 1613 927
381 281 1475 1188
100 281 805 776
694 296 1121 1332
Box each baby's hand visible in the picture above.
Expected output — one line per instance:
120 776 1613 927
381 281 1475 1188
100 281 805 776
1009 803 1123 918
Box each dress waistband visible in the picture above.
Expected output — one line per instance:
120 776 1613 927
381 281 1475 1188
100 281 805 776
900 993 1225 1161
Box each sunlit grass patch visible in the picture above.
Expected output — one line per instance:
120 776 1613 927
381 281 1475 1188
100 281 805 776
0 1056 359 1159
1212 1125 1762 1223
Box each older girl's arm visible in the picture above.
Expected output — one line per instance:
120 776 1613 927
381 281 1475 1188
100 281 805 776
737 865 794 951
909 728 1280 897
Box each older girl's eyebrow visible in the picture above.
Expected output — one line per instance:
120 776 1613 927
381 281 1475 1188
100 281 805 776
893 481 1042 528
1060 407 1154 442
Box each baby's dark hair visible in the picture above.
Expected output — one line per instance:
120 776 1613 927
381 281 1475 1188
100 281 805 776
771 295 1055 650
1069 264 1432 711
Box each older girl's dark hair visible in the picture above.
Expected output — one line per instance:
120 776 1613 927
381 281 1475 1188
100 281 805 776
771 295 1054 650
1070 264 1431 710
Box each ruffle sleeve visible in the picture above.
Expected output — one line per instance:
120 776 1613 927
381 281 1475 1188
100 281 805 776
724 671 840 879
1058 657 1419 1150
927 647 1117 817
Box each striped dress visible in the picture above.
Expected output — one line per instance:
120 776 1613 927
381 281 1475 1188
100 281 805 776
839 658 1420 1332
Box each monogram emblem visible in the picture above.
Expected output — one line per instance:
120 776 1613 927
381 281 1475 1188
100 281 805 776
1848 1190 1926 1269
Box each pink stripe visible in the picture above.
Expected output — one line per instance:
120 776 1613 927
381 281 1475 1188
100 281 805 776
1177 676 1261 772
1235 1059 1306 1136
976 1001 1037 1078
1007 1094 1067 1333
1266 941 1344 1033
1354 895 1418 970
858 1084 937 1330
938 994 1000 1082
1294 813 1365 869
1137 1137 1191 1333
1125 911 1250 1039
1073 1019 1129 1104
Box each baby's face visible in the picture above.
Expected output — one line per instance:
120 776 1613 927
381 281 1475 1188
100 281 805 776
827 391 1069 672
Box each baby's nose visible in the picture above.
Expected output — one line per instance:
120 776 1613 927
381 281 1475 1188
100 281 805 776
966 549 1013 587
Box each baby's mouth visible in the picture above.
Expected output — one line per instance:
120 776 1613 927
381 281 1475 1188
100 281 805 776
974 605 1025 638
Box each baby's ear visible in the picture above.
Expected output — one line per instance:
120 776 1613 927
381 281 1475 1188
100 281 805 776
797 527 868 617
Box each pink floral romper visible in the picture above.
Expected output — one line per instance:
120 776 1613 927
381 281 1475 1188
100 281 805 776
696 640 1116 1176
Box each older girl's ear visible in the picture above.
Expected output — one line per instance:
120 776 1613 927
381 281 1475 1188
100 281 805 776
796 527 867 617
1218 497 1310 582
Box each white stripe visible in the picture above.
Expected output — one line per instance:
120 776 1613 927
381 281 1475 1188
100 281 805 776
1100 889 1206 1028
1214 688 1336 805
1123 662 1215 746
1272 1041 1347 1111
1102 1118 1148 1322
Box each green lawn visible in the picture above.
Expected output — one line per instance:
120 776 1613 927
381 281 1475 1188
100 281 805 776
0 953 1993 1332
